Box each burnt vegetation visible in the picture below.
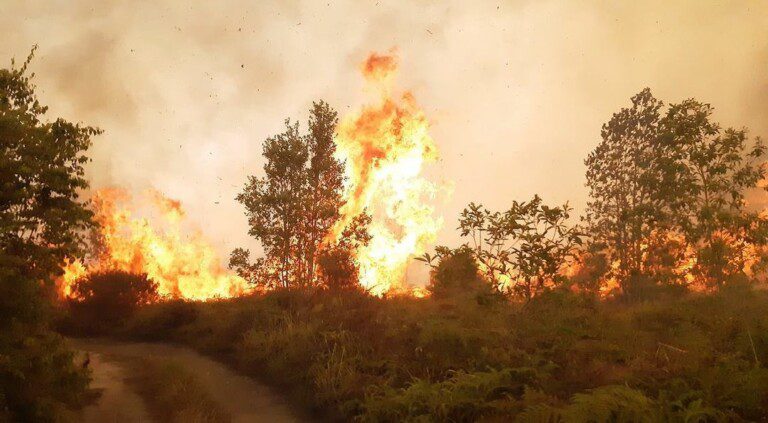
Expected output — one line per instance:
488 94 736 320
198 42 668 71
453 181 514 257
4 50 768 423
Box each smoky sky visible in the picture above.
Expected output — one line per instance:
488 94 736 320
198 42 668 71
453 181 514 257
2 1 768 282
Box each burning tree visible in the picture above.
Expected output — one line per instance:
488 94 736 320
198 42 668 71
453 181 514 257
585 88 768 295
232 101 368 288
658 99 768 287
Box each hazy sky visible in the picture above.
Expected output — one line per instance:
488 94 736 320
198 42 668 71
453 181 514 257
2 1 767 277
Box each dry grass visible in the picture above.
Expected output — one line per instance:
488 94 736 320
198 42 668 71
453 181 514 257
126 358 230 423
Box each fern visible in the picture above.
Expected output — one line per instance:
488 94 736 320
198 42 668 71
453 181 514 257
562 385 656 422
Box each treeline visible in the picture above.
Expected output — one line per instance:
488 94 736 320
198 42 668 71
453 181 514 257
227 86 768 302
420 88 767 302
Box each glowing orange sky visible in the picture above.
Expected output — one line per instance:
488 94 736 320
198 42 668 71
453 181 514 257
2 1 767 283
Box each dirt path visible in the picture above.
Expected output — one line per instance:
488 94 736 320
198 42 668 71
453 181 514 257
69 338 310 423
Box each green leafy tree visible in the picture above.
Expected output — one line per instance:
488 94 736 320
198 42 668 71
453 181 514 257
658 99 767 286
301 101 347 284
586 89 767 293
422 196 582 300
0 47 98 421
584 88 666 296
235 119 307 288
232 101 368 288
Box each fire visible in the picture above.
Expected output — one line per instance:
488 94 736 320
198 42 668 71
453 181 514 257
327 51 443 295
565 226 768 297
59 188 249 301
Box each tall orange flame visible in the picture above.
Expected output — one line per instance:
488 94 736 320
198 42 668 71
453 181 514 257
327 51 443 295
59 188 249 301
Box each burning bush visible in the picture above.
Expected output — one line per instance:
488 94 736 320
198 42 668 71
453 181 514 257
424 246 497 303
317 247 360 291
65 270 158 335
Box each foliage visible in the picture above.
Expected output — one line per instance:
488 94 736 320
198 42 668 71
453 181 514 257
658 99 768 287
64 270 158 334
585 88 767 294
0 326 90 423
0 48 98 421
128 358 230 423
422 196 582 300
517 385 725 423
0 46 100 283
362 367 536 422
419 246 498 304
584 88 666 297
104 283 768 421
231 101 369 288
317 213 372 291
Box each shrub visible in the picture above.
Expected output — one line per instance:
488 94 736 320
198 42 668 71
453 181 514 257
128 359 229 423
427 248 497 303
362 367 537 421
317 247 360 291
107 281 768 420
0 330 90 422
65 270 158 335
123 300 199 341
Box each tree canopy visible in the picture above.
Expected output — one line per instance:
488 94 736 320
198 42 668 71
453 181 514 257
0 47 98 422
231 101 368 288
585 88 767 294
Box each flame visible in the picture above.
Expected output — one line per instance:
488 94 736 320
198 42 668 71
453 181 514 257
327 51 443 296
58 258 87 299
566 226 768 296
59 188 249 301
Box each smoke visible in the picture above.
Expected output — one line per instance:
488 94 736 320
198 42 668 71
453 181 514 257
1 1 767 282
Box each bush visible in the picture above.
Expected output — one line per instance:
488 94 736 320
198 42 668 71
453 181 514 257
1 272 91 422
317 247 360 291
123 300 198 341
427 249 497 303
362 367 537 421
128 359 229 423
65 270 158 335
0 329 90 422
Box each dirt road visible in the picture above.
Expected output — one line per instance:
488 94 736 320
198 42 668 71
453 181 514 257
69 338 309 423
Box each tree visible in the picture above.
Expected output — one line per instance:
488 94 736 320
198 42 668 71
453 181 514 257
585 89 768 293
0 47 98 420
421 196 583 301
584 88 665 296
232 101 367 288
301 101 346 284
657 99 767 286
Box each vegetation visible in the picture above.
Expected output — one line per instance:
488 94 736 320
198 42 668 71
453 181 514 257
69 277 768 421
0 48 98 422
4 43 768 423
229 101 369 289
62 270 159 335
89 89 767 421
126 358 230 423
585 88 767 295
420 196 583 300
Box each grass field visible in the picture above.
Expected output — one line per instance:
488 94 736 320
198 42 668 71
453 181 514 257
55 280 768 421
